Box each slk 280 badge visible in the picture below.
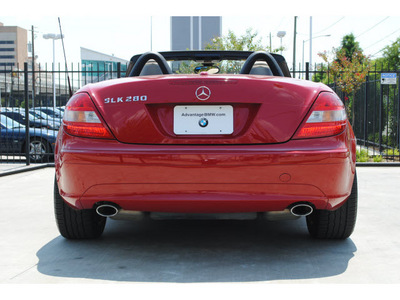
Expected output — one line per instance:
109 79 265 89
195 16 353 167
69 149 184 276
104 95 147 104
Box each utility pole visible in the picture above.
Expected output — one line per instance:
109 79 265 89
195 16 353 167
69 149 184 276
269 32 272 52
293 16 297 75
31 25 35 109
150 16 153 51
309 16 313 70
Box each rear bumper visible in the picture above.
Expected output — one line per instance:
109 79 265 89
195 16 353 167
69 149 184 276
55 128 356 213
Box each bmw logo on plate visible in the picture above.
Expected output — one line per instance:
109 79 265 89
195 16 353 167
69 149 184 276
199 118 209 128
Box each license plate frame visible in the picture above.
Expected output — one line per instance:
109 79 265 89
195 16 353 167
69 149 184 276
173 105 233 135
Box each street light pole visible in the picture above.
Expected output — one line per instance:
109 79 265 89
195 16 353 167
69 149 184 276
293 16 297 75
52 38 55 110
277 31 286 55
43 33 63 111
309 17 313 70
150 16 153 51
302 34 331 79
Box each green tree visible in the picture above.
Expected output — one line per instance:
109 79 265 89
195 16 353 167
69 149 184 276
205 28 267 51
318 34 371 125
374 37 400 70
372 37 400 148
202 28 282 74
340 33 362 61
177 28 283 74
318 47 370 95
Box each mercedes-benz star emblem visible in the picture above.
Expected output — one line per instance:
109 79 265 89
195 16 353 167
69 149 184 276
199 118 209 128
195 86 211 101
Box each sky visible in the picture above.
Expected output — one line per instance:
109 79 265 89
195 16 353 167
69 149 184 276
2 0 400 71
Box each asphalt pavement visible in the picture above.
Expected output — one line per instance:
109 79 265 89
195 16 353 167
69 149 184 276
0 166 399 296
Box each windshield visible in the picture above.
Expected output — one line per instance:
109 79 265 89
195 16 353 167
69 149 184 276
0 115 25 129
27 113 36 121
171 60 246 74
41 108 62 118
33 110 55 120
29 111 44 119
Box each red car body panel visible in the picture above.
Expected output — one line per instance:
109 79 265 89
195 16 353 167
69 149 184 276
55 72 356 215
85 75 322 145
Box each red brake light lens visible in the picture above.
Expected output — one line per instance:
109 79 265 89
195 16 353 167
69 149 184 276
63 93 114 139
294 92 347 139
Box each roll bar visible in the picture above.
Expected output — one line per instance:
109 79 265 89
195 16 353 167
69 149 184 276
240 51 284 77
129 52 172 77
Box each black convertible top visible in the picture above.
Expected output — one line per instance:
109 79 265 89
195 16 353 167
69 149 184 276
127 51 291 78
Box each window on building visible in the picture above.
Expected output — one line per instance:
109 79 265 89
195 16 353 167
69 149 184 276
81 60 128 83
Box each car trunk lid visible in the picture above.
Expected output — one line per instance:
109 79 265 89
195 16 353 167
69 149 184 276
84 75 327 145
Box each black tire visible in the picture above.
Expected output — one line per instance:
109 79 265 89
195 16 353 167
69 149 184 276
54 177 106 239
306 172 358 239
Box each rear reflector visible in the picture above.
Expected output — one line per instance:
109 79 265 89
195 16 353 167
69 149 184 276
294 92 347 139
63 93 114 139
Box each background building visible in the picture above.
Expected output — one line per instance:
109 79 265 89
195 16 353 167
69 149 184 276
0 22 28 70
170 16 222 51
80 47 128 84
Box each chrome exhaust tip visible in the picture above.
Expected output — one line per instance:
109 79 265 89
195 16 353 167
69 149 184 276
96 204 119 217
290 204 313 217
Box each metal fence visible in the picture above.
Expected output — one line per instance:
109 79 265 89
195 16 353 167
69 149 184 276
294 62 400 162
1 61 399 164
0 62 125 164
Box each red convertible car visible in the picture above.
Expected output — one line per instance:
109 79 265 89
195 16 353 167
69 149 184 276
54 51 357 239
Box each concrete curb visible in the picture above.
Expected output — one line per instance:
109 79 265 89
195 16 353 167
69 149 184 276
356 162 400 167
0 163 55 177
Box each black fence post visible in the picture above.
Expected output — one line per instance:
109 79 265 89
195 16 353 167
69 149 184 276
379 81 383 154
397 71 400 154
117 62 121 79
364 75 369 147
305 62 310 81
24 62 30 166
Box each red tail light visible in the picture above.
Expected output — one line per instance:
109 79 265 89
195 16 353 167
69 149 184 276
293 92 347 139
63 93 114 139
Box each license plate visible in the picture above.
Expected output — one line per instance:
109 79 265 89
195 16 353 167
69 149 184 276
174 105 233 135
